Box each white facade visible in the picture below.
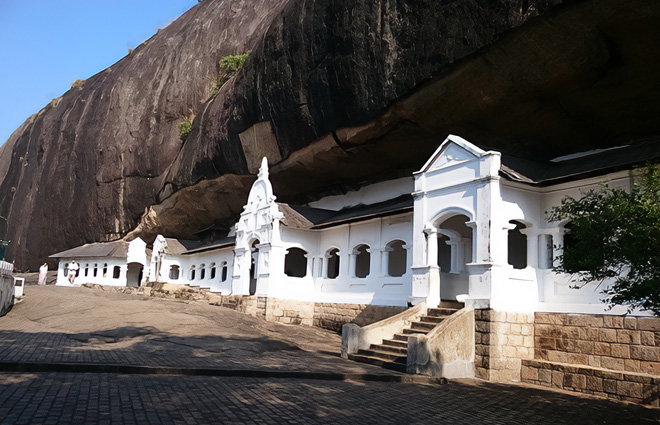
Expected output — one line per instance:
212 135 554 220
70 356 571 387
51 135 651 316
54 238 149 287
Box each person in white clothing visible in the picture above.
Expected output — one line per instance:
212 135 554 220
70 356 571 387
67 260 79 285
38 263 48 286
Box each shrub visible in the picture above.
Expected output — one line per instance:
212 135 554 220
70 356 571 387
177 120 193 141
549 165 660 314
71 79 85 89
211 52 250 95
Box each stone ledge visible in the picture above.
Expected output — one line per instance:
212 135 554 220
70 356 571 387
522 359 660 406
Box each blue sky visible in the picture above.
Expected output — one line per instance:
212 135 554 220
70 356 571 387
0 0 198 146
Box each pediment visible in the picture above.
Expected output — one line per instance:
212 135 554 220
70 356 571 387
418 135 487 174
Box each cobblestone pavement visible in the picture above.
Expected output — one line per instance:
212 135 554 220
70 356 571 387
0 286 396 376
0 285 659 424
1 373 659 424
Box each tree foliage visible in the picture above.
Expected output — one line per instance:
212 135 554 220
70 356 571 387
548 165 660 314
211 52 250 95
177 119 193 141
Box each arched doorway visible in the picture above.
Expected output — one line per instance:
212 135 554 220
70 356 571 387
436 214 472 300
249 240 260 295
126 262 143 287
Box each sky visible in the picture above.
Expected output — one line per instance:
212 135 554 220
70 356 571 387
0 0 198 146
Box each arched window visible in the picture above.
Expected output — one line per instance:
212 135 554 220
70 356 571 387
284 248 308 278
84 264 89 277
326 248 340 279
103 263 108 277
387 240 407 277
169 265 180 280
189 265 196 281
221 262 228 282
113 266 121 279
210 263 216 279
354 244 370 278
199 264 206 280
508 220 527 269
93 264 98 277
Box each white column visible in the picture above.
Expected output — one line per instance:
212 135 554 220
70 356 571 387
424 226 439 267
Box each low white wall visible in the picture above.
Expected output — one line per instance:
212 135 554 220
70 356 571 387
0 261 14 316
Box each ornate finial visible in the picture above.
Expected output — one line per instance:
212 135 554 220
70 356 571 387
258 157 269 179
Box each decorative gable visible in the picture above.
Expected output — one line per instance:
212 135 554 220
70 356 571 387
235 157 283 246
418 134 488 174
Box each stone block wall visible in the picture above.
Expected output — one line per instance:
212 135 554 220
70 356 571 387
475 309 534 382
522 359 660 406
518 312 660 406
265 298 314 326
216 295 258 316
313 303 406 332
534 313 660 375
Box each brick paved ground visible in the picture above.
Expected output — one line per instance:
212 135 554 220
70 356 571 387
0 285 659 424
0 286 396 376
0 373 658 424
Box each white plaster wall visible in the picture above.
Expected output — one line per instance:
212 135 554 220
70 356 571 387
155 248 234 293
496 170 649 315
314 215 413 306
56 258 128 287
308 177 413 210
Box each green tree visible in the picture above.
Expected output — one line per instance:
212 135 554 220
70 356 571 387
211 52 250 95
548 165 660 314
177 119 193 141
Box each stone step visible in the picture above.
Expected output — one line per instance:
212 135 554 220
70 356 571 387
382 338 408 348
439 300 465 309
427 308 459 317
402 327 430 335
411 321 437 331
370 343 408 355
419 315 446 324
348 353 407 373
358 349 407 363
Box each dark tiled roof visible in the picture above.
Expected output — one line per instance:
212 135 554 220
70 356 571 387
182 236 236 255
162 238 206 255
501 137 660 185
49 240 129 259
279 195 414 230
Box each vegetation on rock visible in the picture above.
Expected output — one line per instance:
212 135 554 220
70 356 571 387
177 117 194 141
549 165 660 314
211 52 250 95
70 79 85 89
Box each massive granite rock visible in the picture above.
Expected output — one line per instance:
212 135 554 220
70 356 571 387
0 0 289 269
2 0 660 270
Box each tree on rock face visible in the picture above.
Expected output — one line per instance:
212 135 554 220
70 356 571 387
548 165 660 315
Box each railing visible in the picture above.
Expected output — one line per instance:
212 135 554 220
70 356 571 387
341 302 426 358
0 261 13 278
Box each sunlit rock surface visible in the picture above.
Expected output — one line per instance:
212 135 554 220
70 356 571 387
2 0 660 270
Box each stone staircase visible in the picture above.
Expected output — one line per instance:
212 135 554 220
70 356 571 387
347 301 464 373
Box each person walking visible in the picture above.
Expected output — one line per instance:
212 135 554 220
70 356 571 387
67 260 79 285
38 263 48 285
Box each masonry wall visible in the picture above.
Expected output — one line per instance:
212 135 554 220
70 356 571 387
313 303 406 332
265 298 315 326
533 312 660 374
520 312 660 406
474 309 534 382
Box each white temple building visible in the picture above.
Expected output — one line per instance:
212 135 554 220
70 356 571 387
51 134 653 317
49 135 660 403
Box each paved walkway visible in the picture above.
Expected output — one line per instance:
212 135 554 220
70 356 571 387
0 285 658 424
0 285 398 377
